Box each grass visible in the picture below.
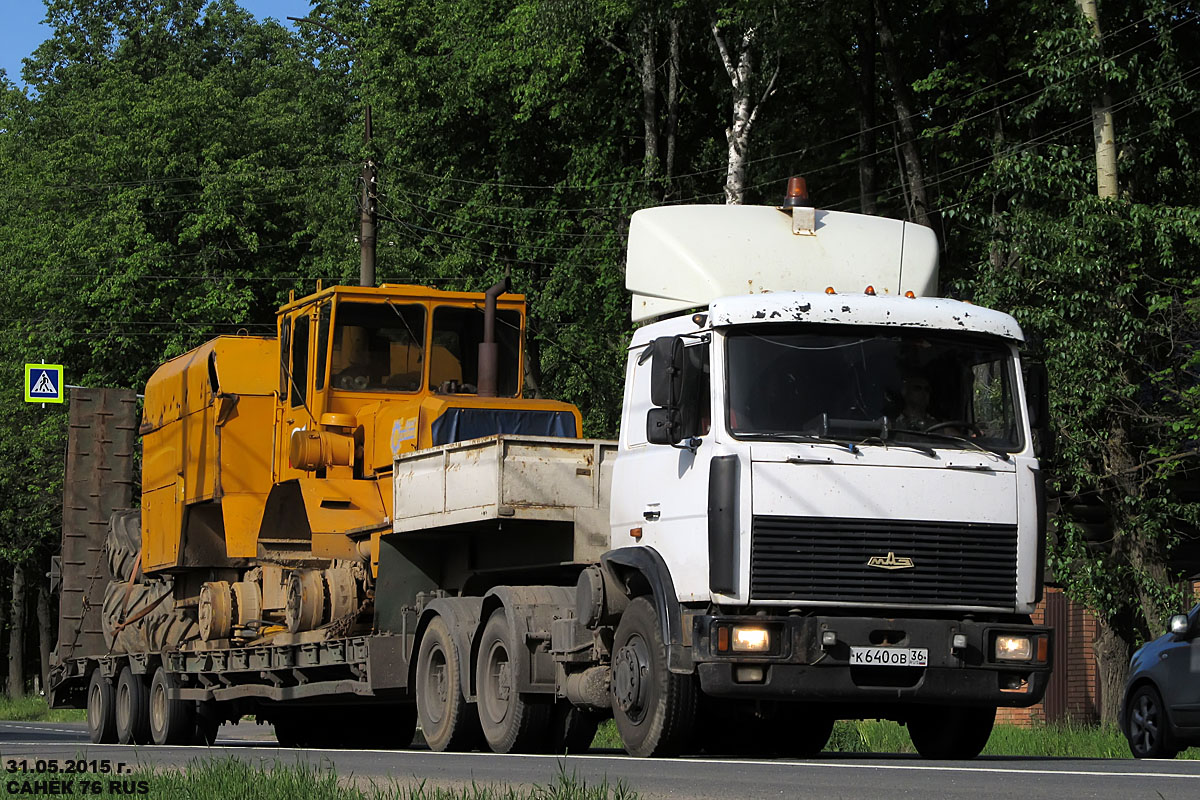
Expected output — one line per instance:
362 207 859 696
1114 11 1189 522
0 694 86 723
132 759 636 800
591 718 1200 759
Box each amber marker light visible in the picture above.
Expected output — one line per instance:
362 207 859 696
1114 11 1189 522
825 286 836 295
1037 636 1049 662
864 285 876 296
717 626 730 652
905 291 916 298
630 527 643 541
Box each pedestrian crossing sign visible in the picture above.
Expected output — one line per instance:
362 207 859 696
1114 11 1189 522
25 363 64 403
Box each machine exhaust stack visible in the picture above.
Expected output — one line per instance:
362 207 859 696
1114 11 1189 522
477 275 511 397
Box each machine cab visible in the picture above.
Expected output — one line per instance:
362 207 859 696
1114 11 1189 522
274 283 580 481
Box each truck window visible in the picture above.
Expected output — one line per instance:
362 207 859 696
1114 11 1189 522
279 317 291 397
290 313 309 409
726 326 1022 452
331 301 426 392
314 302 331 391
430 306 521 396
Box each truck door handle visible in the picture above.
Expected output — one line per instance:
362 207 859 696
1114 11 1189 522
643 507 661 521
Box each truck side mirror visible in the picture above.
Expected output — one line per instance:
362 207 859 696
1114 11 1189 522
646 407 681 445
1024 361 1054 460
649 336 685 408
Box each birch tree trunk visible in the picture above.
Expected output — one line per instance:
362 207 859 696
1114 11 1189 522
1076 0 1117 198
873 0 931 227
712 23 779 205
7 564 25 697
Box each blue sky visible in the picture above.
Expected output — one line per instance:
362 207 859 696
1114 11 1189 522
1 1 311 88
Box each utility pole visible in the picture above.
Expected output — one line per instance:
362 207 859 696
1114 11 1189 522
289 16 377 286
360 107 376 287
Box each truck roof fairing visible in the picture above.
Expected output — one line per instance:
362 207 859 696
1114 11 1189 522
709 292 1025 341
626 205 939 323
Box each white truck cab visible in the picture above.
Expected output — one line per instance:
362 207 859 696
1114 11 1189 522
602 195 1053 758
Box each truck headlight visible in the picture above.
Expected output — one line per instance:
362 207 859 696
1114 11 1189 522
994 635 1033 661
732 626 770 652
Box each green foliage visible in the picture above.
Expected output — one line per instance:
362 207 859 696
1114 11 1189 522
0 694 85 722
1 0 1198 702
132 759 637 800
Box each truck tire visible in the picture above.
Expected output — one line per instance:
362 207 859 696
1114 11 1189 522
194 701 220 746
416 615 481 752
103 580 199 654
115 667 151 745
476 609 552 754
149 667 195 745
610 596 697 757
106 510 142 584
86 671 117 744
907 705 995 759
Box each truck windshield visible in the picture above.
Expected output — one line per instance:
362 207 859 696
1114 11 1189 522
331 301 426 392
726 326 1022 452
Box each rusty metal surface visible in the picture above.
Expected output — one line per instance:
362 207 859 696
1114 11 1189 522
55 387 138 668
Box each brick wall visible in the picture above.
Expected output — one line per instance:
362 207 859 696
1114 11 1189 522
995 586 1099 728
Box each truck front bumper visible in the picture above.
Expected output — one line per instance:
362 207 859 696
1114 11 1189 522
692 613 1052 708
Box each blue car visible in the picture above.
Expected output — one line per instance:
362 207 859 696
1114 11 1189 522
1121 602 1200 758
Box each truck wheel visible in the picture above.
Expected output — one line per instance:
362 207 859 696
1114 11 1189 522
149 667 195 745
115 667 151 745
907 705 995 759
416 615 480 752
610 596 697 757
1126 685 1179 759
476 609 552 754
86 671 117 744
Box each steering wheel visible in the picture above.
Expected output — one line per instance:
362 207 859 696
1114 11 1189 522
925 420 981 435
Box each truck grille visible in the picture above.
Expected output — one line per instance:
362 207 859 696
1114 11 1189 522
750 515 1018 608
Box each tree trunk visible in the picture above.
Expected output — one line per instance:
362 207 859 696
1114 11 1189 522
635 15 658 180
664 14 681 188
37 578 51 695
1093 617 1130 725
712 23 779 205
854 12 878 215
1076 0 1117 198
874 0 931 227
7 564 26 698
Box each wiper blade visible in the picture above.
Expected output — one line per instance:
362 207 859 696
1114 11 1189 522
857 436 937 459
889 428 1011 461
736 432 862 454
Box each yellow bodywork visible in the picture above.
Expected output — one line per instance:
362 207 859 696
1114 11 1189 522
138 284 581 576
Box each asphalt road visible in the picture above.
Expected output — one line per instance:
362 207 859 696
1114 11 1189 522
2 721 1199 799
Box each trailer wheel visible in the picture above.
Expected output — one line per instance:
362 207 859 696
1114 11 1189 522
86 671 117 744
115 667 151 745
907 705 995 759
415 615 480 752
610 596 697 757
476 609 552 754
149 667 195 745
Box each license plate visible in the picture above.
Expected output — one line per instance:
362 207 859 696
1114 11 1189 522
849 647 928 667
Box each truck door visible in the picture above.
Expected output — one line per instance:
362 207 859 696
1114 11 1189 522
610 336 714 602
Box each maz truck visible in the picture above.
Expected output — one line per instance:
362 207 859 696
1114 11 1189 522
51 181 1053 759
